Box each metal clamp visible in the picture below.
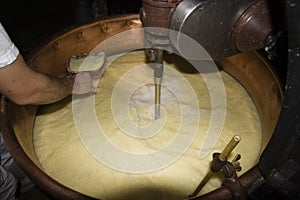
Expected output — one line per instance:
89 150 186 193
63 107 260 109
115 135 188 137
190 136 246 199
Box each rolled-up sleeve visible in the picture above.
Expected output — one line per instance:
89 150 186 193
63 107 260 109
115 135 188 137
0 23 19 68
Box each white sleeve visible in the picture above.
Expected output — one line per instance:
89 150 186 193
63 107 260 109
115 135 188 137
0 23 19 68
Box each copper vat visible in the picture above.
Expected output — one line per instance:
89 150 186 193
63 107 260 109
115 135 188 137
0 14 283 200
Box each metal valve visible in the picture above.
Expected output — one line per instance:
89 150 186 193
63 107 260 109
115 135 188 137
190 136 247 200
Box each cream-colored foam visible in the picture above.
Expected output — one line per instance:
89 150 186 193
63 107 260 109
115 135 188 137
33 51 262 200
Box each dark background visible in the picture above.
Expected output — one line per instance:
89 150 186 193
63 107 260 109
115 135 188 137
0 0 142 55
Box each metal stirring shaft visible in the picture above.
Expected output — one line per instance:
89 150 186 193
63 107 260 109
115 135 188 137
154 49 164 119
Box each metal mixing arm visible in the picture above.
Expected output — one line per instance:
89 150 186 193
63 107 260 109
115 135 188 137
139 0 278 119
141 0 277 61
153 49 164 119
140 0 182 119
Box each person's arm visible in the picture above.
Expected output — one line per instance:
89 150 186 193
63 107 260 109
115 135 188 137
0 54 94 105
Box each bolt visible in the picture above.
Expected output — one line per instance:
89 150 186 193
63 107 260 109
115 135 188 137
53 42 60 50
77 31 84 39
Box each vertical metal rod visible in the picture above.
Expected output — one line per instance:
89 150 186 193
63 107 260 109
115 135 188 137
155 82 161 119
154 49 164 119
